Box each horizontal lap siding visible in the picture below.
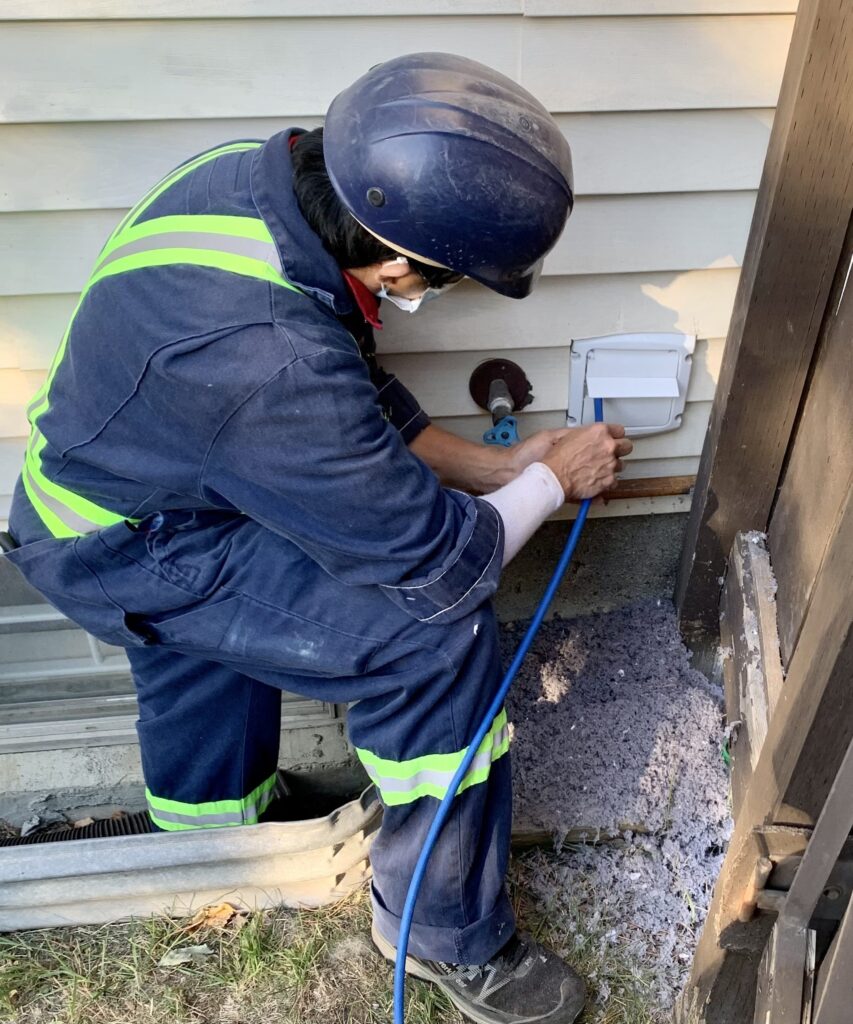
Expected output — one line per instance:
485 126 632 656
0 109 774 211
379 338 724 417
0 193 757 296
0 10 796 523
0 2 799 18
0 17 793 122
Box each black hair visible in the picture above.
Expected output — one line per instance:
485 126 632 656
291 127 461 288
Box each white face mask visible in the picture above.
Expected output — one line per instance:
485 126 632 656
377 278 461 314
376 255 462 313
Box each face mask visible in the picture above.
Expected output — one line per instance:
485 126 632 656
377 278 461 314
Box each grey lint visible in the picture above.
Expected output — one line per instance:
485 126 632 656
503 599 731 1011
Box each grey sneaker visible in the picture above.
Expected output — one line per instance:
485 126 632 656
372 922 586 1024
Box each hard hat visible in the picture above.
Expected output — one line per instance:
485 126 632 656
323 52 574 299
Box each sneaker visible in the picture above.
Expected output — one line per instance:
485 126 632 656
371 922 586 1024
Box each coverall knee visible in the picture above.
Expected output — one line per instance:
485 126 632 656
28 512 515 966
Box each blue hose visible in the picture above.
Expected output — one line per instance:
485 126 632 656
392 398 605 1023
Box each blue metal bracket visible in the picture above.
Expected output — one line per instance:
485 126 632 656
484 415 520 447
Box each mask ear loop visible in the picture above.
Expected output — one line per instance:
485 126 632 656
379 255 410 271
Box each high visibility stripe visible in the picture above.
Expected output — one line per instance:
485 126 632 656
21 465 79 540
146 772 278 831
21 141 305 540
26 428 129 529
356 709 510 807
96 232 284 278
99 213 276 266
27 142 263 422
22 461 115 539
87 246 296 292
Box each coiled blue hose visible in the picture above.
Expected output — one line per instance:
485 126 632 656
393 398 605 1023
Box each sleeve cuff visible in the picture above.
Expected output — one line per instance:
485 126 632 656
379 493 504 624
373 372 431 443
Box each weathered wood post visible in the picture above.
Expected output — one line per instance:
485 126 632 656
674 0 853 669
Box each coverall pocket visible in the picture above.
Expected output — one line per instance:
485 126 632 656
146 591 381 679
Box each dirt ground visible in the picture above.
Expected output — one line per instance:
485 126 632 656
0 599 728 1023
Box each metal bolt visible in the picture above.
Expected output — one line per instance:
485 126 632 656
366 187 386 207
519 115 533 131
823 885 843 901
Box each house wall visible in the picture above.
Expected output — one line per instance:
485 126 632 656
0 2 798 797
0 1 797 525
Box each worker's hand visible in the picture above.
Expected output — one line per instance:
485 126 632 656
541 423 633 501
505 428 574 478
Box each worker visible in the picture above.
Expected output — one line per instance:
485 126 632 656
6 53 631 1024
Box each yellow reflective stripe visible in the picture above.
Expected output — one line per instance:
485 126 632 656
30 142 263 421
25 293 86 430
26 433 126 530
23 460 124 538
356 709 510 807
146 773 278 830
97 214 276 269
87 247 297 291
358 709 508 780
22 139 299 540
21 467 78 540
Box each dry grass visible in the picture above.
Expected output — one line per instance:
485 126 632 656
0 852 670 1024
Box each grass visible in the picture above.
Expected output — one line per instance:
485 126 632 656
0 852 671 1024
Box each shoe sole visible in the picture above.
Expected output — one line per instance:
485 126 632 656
370 923 583 1024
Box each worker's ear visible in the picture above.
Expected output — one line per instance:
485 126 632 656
377 256 412 282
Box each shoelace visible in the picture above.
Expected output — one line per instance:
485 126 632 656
444 935 529 983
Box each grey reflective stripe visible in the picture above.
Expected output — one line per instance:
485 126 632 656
364 725 510 796
151 808 247 827
27 393 47 418
147 795 274 828
97 231 284 274
22 460 104 536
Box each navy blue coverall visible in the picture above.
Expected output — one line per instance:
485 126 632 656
7 130 515 964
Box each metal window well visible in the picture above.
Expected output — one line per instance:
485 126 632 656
567 333 695 438
0 559 353 823
0 776 381 931
0 562 381 931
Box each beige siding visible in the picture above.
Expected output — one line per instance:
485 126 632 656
380 338 723 417
525 1 796 13
0 2 799 17
0 17 793 123
0 193 755 297
0 7 797 523
0 109 774 212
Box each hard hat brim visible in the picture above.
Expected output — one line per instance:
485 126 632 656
470 259 544 300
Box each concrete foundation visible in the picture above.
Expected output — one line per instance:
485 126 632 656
0 722 351 828
495 512 688 622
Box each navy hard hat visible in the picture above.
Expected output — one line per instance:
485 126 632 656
323 52 574 299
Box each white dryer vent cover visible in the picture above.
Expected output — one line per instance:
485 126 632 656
567 333 696 437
